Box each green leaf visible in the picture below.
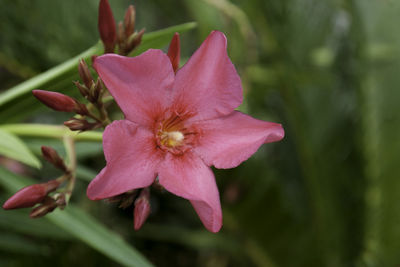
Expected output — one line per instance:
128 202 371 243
0 232 47 255
0 129 41 168
0 167 153 267
0 209 71 240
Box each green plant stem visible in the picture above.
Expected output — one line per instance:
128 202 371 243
63 136 76 203
0 124 102 142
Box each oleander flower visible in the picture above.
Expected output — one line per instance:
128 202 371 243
87 31 284 232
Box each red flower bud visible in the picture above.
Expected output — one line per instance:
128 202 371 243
32 90 88 115
2 180 60 210
29 196 58 218
64 118 99 131
133 188 151 230
98 0 117 53
41 146 68 172
78 59 94 89
124 5 136 38
167 33 180 73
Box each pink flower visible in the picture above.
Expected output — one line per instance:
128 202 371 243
87 31 284 232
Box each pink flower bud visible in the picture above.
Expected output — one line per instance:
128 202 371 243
133 188 151 230
167 33 180 73
41 146 68 172
2 180 60 210
98 0 117 53
32 90 88 115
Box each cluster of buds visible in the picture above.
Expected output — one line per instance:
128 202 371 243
33 59 110 132
2 146 71 218
107 188 151 230
98 0 144 55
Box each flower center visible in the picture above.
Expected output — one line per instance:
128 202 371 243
155 111 197 155
159 130 184 148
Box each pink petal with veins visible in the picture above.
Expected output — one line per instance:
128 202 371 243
87 120 162 200
93 50 175 126
158 152 222 233
194 111 284 169
172 31 243 121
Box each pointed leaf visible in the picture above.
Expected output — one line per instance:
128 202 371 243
0 129 41 168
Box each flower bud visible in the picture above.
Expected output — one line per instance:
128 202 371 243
89 79 103 103
167 32 180 73
124 5 136 39
55 193 66 210
125 29 145 55
74 81 90 99
29 196 57 218
2 180 60 210
98 0 117 53
64 118 99 131
78 59 94 89
32 90 88 115
41 146 68 172
133 188 151 230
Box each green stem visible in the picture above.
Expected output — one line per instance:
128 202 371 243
63 136 76 203
0 124 102 142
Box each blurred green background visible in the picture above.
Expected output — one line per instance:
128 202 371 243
1 0 400 266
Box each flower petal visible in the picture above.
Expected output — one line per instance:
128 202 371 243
194 111 284 169
93 50 175 126
158 152 222 233
172 31 243 121
87 120 162 200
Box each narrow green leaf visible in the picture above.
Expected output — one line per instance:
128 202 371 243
0 129 41 168
0 167 153 267
0 43 102 106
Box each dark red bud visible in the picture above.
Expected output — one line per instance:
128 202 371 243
29 196 57 218
124 5 136 38
64 118 98 131
167 32 181 73
33 90 77 112
55 194 66 210
78 59 94 89
98 0 117 53
32 90 87 115
2 180 60 210
133 188 151 230
74 81 90 98
41 146 68 172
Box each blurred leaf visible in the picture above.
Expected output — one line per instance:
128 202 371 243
0 167 153 267
358 1 400 266
134 22 197 55
0 129 41 168
0 232 47 255
76 164 97 182
0 209 71 240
